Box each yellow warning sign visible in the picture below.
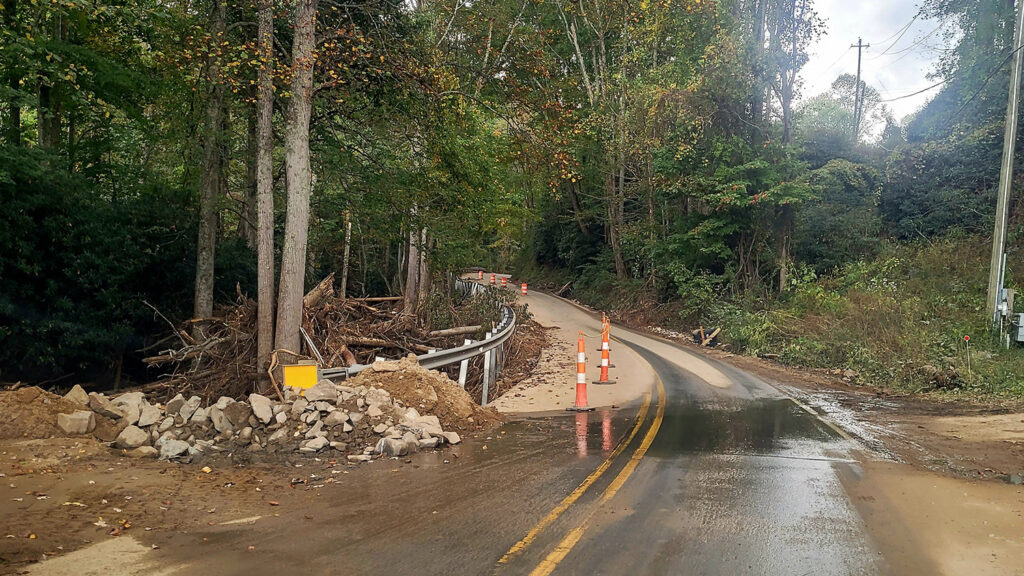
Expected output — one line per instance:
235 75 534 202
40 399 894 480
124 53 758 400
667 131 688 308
282 364 318 390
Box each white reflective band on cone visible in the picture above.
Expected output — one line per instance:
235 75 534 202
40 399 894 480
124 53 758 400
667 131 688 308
577 352 586 363
601 358 608 366
602 342 609 350
577 373 586 384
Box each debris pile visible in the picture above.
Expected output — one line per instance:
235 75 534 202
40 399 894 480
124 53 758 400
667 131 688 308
11 356 500 463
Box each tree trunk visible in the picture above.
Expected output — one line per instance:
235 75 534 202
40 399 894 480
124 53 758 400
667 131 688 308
2 0 20 146
240 99 258 248
274 0 318 354
339 210 352 298
193 0 227 338
255 0 275 374
417 229 431 310
403 221 420 316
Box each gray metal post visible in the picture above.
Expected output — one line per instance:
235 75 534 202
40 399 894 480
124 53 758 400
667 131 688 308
481 332 492 406
458 339 471 388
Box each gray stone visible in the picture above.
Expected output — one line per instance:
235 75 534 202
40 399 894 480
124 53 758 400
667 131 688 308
129 446 159 459
88 394 124 420
209 406 232 433
323 411 349 428
330 441 348 451
138 402 162 428
349 412 364 425
267 428 289 444
239 426 253 443
356 397 366 410
314 401 334 413
304 381 338 403
248 393 274 424
367 405 384 418
57 411 95 435
305 420 326 439
418 437 439 450
375 437 408 457
158 417 175 433
343 422 354 433
402 431 420 453
299 436 329 453
370 361 400 373
275 411 288 425
290 398 309 418
159 439 190 459
365 387 391 406
64 385 90 406
373 423 388 435
413 415 444 437
114 425 149 449
165 393 185 416
223 402 253 428
189 406 209 426
347 454 373 462
399 407 421 425
179 396 202 420
1010 474 1023 485
214 396 234 410
443 431 462 445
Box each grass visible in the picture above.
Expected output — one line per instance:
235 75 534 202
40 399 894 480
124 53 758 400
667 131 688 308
517 235 1024 400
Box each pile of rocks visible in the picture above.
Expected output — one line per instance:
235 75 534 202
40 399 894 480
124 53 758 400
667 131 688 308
55 370 463 463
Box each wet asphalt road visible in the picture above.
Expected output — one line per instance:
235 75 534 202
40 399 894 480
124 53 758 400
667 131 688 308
148 291 883 575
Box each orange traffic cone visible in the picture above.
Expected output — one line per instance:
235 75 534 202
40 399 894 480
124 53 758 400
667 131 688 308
501 276 507 287
521 283 528 295
478 270 483 280
490 273 496 286
568 331 594 412
593 323 612 384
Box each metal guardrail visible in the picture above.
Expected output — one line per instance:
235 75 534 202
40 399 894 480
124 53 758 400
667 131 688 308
320 277 516 405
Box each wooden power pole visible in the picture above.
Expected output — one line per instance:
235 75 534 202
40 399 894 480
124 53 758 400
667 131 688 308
986 0 1024 330
851 37 870 140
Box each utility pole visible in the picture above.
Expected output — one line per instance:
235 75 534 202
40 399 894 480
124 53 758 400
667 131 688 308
850 37 870 140
986 0 1024 330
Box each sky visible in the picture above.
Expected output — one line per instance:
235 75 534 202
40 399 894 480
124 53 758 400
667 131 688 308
800 1 949 124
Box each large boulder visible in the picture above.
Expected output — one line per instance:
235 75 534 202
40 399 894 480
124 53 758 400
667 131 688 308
88 394 124 420
299 436 329 453
159 439 190 459
304 381 338 403
209 406 232 433
248 393 274 425
223 402 253 428
57 411 96 435
137 402 163 428
375 437 408 457
114 425 150 449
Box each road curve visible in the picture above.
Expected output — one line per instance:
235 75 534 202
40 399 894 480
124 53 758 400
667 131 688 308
59 288 889 576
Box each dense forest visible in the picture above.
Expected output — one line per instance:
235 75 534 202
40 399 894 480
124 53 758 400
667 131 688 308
3 0 1024 395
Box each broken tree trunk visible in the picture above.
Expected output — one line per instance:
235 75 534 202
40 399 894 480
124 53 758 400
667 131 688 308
303 273 335 309
428 325 482 338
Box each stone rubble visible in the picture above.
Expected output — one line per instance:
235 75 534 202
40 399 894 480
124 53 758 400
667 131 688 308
55 370 468 464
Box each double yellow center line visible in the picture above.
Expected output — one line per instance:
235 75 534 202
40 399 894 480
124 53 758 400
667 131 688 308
499 367 668 575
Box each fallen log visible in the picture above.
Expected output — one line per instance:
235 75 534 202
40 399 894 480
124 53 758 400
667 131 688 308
343 337 432 353
347 296 403 303
556 280 573 296
428 325 482 338
303 273 335 309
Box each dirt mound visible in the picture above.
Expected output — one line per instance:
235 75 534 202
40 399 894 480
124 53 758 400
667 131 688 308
347 355 502 431
0 387 84 440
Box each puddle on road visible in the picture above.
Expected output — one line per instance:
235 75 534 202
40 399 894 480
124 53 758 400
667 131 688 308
647 399 844 458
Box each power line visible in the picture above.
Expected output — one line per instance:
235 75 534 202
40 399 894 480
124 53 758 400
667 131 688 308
869 12 921 59
870 11 921 47
877 78 949 102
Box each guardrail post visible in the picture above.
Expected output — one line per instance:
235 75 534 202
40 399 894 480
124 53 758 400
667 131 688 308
458 339 471 388
482 332 492 406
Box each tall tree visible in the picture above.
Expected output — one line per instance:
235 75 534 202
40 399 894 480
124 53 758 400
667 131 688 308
255 0 275 373
274 0 318 353
193 0 227 336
